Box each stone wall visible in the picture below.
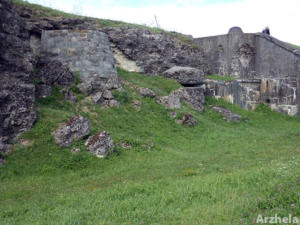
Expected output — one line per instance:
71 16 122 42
41 30 120 94
205 77 300 115
194 29 300 79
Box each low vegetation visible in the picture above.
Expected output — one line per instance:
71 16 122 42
289 43 300 50
12 0 197 48
205 74 237 81
1 69 300 224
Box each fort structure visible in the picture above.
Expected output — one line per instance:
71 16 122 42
41 30 120 94
194 27 300 115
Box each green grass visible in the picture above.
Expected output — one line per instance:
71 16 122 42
205 74 237 81
289 43 300 50
1 70 300 225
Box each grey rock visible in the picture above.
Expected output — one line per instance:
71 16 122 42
71 148 80 154
106 100 120 108
35 59 74 98
37 59 74 87
212 106 241 122
102 90 114 100
0 0 36 153
103 27 207 75
52 115 91 147
14 4 100 36
163 66 205 86
64 90 78 103
157 86 205 111
91 91 104 104
118 142 132 150
85 131 114 158
156 92 181 109
132 99 141 111
176 113 198 127
137 87 156 98
168 111 177 118
36 84 52 98
91 91 120 108
180 87 206 112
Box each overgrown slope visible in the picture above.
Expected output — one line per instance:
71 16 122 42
12 0 196 47
1 69 300 224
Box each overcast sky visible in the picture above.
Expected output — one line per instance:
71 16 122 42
27 0 300 45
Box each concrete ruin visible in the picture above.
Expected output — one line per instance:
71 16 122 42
41 30 120 94
194 27 300 115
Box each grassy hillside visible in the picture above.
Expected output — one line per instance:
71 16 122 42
12 0 196 47
1 69 300 224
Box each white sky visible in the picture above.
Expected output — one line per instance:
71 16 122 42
27 0 300 46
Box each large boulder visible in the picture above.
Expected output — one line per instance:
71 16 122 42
176 113 198 127
0 0 36 153
52 115 91 147
180 87 206 112
103 27 207 75
91 90 120 108
137 87 156 98
85 131 114 158
156 91 182 109
156 86 205 112
163 66 205 86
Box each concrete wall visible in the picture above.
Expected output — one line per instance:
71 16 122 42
194 31 300 79
41 30 120 92
205 77 300 116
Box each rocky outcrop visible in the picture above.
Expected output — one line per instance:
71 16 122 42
163 66 204 86
157 87 205 112
212 107 241 122
0 0 36 153
103 27 207 75
35 59 74 98
156 91 182 109
85 131 114 158
91 90 120 108
176 113 198 127
137 87 156 98
52 115 91 147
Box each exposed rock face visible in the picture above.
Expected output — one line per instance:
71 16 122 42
157 87 205 112
179 87 206 112
156 91 182 109
137 87 156 98
163 66 205 86
14 3 99 35
0 0 36 153
41 30 120 95
85 131 114 158
35 59 74 98
176 113 198 127
103 27 206 75
212 107 241 122
52 115 91 147
64 90 78 103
